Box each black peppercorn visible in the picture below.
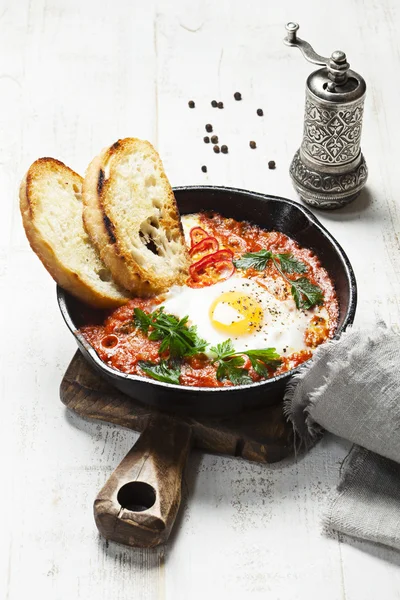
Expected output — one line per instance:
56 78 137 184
188 100 195 108
211 135 218 144
234 92 242 100
201 165 207 173
268 160 276 169
213 145 220 154
218 101 224 109
211 100 217 107
257 108 263 116
205 124 213 132
203 136 210 143
221 145 228 154
249 141 256 149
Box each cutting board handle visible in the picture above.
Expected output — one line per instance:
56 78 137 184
93 413 192 548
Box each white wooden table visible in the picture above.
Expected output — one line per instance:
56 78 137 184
2 0 400 598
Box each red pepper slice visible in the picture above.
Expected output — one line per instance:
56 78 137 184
189 248 234 278
188 259 235 288
190 227 209 247
212 259 235 279
189 236 219 261
188 249 234 287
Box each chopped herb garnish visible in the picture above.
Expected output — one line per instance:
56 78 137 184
134 311 282 386
290 277 324 310
134 307 208 359
133 308 152 334
210 338 235 360
138 360 181 385
234 249 273 271
234 250 323 310
210 339 281 385
275 253 307 275
244 348 282 376
216 357 252 385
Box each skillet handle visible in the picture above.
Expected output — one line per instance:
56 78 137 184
93 414 192 548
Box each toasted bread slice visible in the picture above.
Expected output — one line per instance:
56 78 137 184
82 138 190 296
20 158 131 308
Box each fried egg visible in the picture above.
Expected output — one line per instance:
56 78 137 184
162 276 329 356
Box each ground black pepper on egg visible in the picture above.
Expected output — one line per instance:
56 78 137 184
188 100 195 108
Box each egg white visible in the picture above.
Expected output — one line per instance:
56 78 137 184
161 276 328 356
181 214 204 246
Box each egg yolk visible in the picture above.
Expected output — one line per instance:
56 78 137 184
209 291 264 336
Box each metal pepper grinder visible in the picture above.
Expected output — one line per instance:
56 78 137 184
284 22 368 210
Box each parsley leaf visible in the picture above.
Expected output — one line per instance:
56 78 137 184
138 360 181 385
134 307 208 359
244 348 282 367
216 358 253 385
275 253 307 274
210 339 235 360
234 249 307 274
211 340 281 385
233 249 272 270
290 278 324 310
134 308 152 334
135 313 283 386
234 249 323 310
244 348 282 377
211 341 251 384
246 356 269 377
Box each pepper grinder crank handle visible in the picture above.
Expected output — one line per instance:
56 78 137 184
284 22 368 210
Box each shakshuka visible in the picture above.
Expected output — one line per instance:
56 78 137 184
80 212 339 387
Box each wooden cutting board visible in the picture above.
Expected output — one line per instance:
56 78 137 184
60 351 294 548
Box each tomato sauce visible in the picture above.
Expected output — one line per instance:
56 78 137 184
80 212 339 387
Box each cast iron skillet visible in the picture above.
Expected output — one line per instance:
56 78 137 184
58 186 357 417
57 186 357 547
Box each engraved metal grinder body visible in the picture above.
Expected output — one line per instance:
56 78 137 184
284 22 368 210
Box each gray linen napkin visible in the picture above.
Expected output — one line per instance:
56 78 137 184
284 323 400 550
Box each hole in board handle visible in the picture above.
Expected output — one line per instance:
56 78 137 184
117 482 156 512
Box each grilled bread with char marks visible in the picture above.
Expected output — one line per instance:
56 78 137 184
82 138 190 296
19 158 131 308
